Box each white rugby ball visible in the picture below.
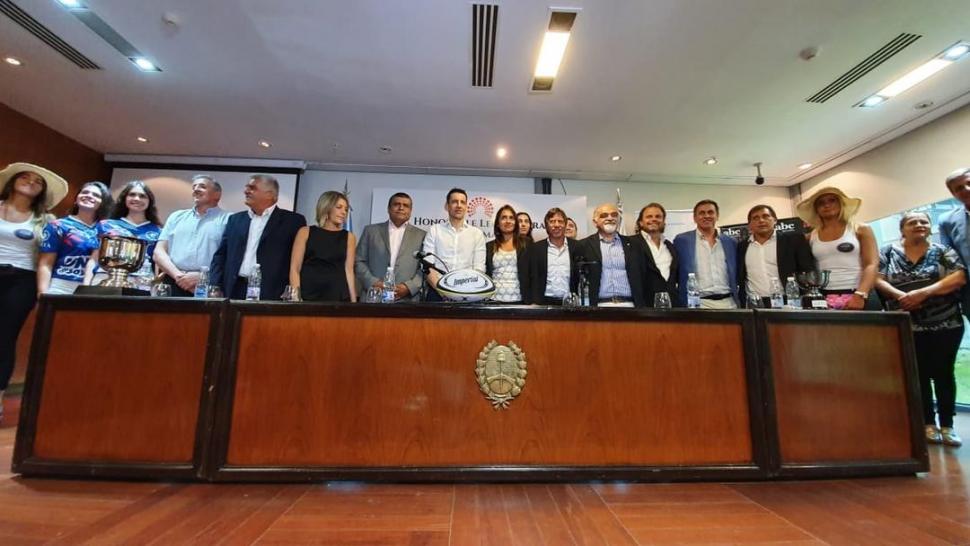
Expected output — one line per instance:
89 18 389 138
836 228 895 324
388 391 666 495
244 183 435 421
435 269 496 302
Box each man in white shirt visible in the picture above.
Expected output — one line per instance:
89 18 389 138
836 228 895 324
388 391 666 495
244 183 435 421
354 192 426 301
529 207 572 305
633 202 679 307
737 204 814 307
421 188 486 300
672 199 739 309
154 175 230 296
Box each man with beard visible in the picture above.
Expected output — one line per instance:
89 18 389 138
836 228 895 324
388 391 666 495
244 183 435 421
673 199 739 309
571 203 648 307
632 202 680 306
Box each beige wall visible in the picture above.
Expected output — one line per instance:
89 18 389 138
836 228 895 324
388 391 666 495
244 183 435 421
799 103 970 222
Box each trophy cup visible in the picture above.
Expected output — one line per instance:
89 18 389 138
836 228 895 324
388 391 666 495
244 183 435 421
795 270 831 309
74 235 150 296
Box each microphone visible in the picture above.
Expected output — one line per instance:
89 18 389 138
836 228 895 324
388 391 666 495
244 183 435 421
413 250 448 275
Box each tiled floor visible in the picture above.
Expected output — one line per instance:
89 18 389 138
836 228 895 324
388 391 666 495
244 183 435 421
1 395 968 545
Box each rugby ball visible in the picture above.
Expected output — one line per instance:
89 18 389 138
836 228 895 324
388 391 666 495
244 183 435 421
435 269 496 302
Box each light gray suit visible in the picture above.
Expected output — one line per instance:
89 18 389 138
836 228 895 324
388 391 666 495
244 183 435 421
354 221 427 301
939 207 970 318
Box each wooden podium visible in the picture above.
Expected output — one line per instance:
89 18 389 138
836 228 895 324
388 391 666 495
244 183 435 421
13 296 926 482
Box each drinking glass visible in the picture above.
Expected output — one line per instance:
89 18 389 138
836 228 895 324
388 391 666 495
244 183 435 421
281 285 295 302
562 293 581 308
151 283 171 297
653 292 672 309
206 285 224 298
365 287 382 303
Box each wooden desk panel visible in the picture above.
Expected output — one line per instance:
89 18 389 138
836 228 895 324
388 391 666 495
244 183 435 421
32 310 210 463
767 322 913 463
226 316 753 467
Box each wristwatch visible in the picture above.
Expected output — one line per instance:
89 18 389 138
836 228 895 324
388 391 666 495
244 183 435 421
853 290 868 299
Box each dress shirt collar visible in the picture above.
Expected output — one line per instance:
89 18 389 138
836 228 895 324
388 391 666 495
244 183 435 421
248 204 276 220
748 230 777 245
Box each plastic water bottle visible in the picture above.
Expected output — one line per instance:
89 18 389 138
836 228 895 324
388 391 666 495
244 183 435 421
382 266 395 303
194 266 209 298
246 264 261 301
769 277 784 309
785 276 802 309
686 272 701 309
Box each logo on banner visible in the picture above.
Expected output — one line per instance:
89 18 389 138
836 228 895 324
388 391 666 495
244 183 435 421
467 196 494 220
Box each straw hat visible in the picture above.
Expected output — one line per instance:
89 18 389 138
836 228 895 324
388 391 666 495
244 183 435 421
796 186 861 226
0 162 69 210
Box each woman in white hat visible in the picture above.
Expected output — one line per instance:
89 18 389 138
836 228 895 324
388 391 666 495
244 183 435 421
796 187 880 310
0 162 68 420
37 181 113 294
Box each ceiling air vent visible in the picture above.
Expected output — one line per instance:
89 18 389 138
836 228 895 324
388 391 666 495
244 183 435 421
0 0 100 69
806 32 921 103
472 4 498 87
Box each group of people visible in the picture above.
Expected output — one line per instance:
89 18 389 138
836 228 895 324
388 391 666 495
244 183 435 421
2 162 970 439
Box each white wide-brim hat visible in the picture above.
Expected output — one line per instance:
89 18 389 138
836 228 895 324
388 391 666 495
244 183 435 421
796 186 861 225
0 162 69 210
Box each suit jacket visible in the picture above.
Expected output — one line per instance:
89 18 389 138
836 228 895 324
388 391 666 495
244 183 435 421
209 207 307 300
672 230 739 305
570 233 649 307
528 238 572 304
736 231 815 305
354 221 426 301
939 208 970 317
629 233 680 307
485 240 531 303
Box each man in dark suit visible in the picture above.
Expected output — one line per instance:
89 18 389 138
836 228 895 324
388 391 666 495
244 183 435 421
673 199 739 308
354 192 426 301
737 204 815 307
210 174 306 300
529 207 572 305
571 203 648 307
631 202 680 307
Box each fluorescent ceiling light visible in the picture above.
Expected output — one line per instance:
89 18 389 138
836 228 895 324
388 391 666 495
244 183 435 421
130 57 161 72
56 0 84 9
534 31 570 78
258 140 272 148
877 58 950 97
136 136 149 143
944 43 969 60
860 95 886 108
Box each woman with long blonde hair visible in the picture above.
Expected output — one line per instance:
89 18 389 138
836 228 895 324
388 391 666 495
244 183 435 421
289 191 356 302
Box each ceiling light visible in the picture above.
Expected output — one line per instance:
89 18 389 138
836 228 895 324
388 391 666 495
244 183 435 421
797 162 813 170
56 0 85 9
3 57 22 66
856 41 968 108
136 136 149 143
258 140 272 149
610 155 622 162
943 43 970 60
129 57 161 72
703 157 717 166
531 11 578 92
495 147 508 159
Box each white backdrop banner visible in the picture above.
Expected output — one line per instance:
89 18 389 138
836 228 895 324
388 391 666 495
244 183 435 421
370 188 588 240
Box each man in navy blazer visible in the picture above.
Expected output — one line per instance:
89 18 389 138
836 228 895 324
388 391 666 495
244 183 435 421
673 199 739 308
210 175 306 300
938 167 970 318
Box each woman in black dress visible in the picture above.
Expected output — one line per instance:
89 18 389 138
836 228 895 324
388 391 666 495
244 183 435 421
289 191 357 302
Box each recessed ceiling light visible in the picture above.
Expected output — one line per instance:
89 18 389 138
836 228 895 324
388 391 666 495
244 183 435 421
859 95 886 108
610 155 622 162
258 140 272 149
914 100 934 110
3 57 22 66
857 41 968 108
136 136 149 143
129 57 161 72
495 147 508 159
703 156 717 166
56 0 85 9
797 162 813 170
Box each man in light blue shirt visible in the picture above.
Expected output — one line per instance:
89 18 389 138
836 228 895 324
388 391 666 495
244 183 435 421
154 175 230 296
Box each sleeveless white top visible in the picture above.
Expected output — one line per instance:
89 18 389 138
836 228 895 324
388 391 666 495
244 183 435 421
491 249 522 302
810 226 861 290
0 214 39 271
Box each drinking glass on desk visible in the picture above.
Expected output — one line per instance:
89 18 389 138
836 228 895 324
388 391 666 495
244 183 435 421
206 285 224 298
653 292 672 309
150 283 171 297
281 285 300 302
364 287 382 303
562 293 581 308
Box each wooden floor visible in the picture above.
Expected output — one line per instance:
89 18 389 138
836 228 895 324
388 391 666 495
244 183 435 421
2 396 969 545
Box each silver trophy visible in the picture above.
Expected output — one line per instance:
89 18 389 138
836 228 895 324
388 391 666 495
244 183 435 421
796 270 831 309
97 235 147 288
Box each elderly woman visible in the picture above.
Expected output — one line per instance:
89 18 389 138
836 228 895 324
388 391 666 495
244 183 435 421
0 162 67 420
38 181 112 294
85 180 162 288
289 191 356 302
486 205 530 303
796 187 880 310
876 211 966 446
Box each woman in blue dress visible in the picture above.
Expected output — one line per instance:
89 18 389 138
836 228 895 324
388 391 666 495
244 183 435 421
85 180 162 288
38 181 113 294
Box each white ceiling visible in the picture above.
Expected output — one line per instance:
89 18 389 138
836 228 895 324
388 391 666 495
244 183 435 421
2 0 970 186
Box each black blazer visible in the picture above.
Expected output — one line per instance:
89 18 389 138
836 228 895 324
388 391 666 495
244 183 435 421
629 233 680 307
485 240 531 303
570 233 649 307
528 238 572 304
210 207 307 300
736 231 815 305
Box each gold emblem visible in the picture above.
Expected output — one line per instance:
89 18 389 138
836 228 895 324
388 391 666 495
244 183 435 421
476 340 527 409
